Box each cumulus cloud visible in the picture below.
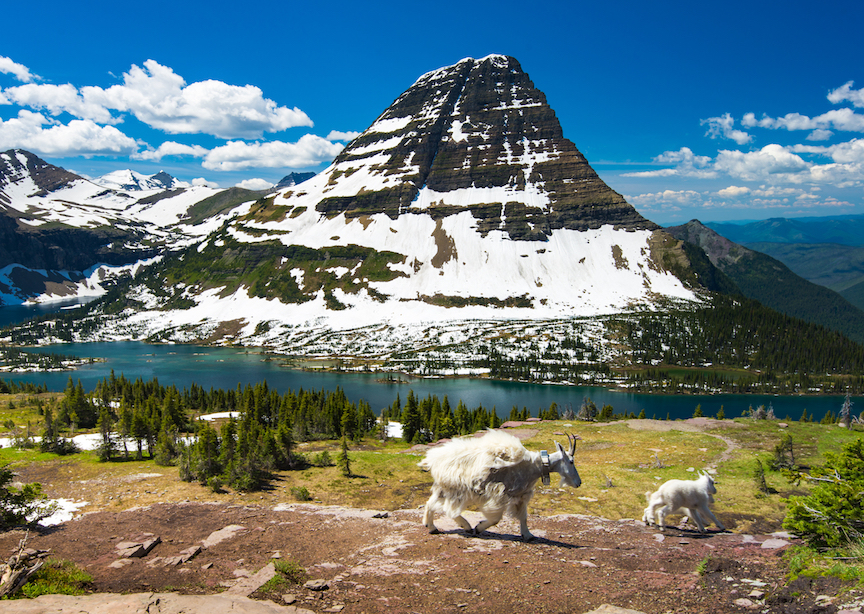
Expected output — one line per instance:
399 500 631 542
3 82 117 124
83 60 313 139
202 135 344 171
792 138 864 164
235 178 274 190
701 113 752 145
828 81 864 108
742 109 864 133
622 147 716 178
132 141 208 161
0 56 38 83
713 144 811 182
4 59 314 140
717 185 751 198
0 110 137 157
326 130 360 142
806 129 834 141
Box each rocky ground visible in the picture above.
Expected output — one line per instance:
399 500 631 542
2 499 863 614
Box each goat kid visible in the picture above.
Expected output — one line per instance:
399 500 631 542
642 471 725 533
419 429 581 541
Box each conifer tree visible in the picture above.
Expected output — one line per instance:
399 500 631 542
338 436 351 477
96 404 116 462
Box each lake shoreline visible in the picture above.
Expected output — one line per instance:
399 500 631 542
4 339 860 398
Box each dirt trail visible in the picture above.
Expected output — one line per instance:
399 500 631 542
2 500 856 614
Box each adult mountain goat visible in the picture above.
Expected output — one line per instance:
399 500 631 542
642 471 725 533
419 429 581 541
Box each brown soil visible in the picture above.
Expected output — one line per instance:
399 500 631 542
2 495 858 613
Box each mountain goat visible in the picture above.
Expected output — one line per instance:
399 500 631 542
419 429 581 541
642 471 725 533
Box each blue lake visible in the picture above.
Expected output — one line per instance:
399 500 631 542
6 340 857 422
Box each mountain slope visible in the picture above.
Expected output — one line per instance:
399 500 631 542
743 241 864 293
667 220 864 344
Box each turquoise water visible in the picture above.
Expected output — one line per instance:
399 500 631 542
8 340 857 421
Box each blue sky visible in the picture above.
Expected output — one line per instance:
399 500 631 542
2 0 863 225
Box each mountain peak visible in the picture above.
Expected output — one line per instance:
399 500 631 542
296 55 653 238
93 169 186 191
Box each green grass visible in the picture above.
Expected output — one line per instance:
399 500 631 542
259 559 307 593
5 558 93 599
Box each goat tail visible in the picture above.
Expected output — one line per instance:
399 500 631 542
644 491 653 502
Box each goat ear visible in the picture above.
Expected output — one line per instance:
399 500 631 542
554 441 565 455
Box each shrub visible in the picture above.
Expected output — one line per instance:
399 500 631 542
771 433 796 470
311 451 332 467
16 558 92 599
290 486 311 501
783 438 864 548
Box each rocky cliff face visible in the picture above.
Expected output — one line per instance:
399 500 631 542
311 55 655 238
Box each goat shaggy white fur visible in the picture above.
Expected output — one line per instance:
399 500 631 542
419 429 580 541
642 471 725 533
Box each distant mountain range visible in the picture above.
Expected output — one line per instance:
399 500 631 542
705 216 864 246
704 215 864 312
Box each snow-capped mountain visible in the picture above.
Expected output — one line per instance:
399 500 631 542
92 169 189 192
0 149 237 305
58 55 711 353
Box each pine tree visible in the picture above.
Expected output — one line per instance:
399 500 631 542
96 404 116 462
693 404 703 418
716 406 726 420
338 436 351 477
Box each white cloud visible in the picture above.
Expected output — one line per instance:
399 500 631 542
4 59 314 140
0 110 137 157
806 129 833 141
828 81 864 108
622 147 716 178
792 138 864 164
714 144 811 181
202 135 344 171
235 178 274 190
326 130 360 142
82 60 314 139
3 82 117 124
701 113 752 145
626 189 702 207
742 108 864 133
132 141 208 161
717 185 751 198
0 56 38 83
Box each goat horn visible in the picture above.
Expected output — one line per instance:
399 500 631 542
567 433 576 456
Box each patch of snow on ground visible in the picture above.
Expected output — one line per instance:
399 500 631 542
39 498 89 526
